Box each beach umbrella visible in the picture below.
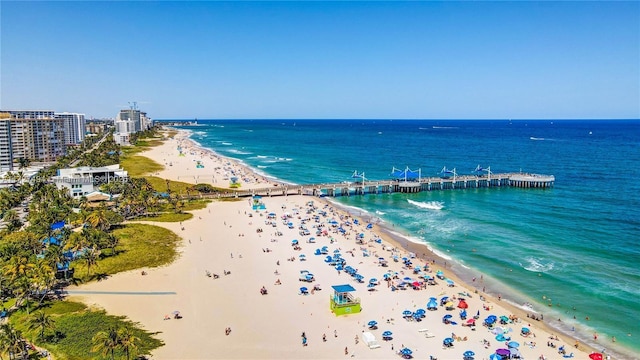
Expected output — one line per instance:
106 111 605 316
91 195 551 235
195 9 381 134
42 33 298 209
172 310 180 315
299 254 306 258
367 223 373 229
507 341 520 348
466 319 476 325
400 348 412 356
489 354 501 360
458 299 469 309
403 276 413 282
382 330 393 338
521 327 530 334
500 315 510 323
446 279 455 286
445 301 454 308
335 265 343 271
369 278 378 284
443 314 453 320
495 348 510 356
415 308 426 316
383 273 391 280
589 353 604 360
367 320 378 328
334 249 341 253
402 310 413 317
443 337 454 345
291 239 298 244
358 233 365 238
492 328 503 335
463 350 475 357
495 334 506 342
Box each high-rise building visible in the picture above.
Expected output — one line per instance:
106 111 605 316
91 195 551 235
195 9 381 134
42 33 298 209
55 112 86 145
0 110 66 170
113 107 152 145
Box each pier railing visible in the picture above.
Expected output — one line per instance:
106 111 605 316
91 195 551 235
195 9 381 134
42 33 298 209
191 173 554 200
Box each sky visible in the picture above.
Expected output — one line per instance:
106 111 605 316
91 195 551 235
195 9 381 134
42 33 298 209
1 1 638 120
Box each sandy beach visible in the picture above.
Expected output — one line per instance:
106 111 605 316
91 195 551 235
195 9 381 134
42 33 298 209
70 130 601 360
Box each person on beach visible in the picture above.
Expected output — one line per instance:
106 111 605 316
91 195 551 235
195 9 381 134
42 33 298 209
344 347 348 355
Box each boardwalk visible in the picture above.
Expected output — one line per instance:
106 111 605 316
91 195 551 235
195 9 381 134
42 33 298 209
196 172 554 199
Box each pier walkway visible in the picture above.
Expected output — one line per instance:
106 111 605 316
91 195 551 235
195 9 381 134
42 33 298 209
197 173 554 200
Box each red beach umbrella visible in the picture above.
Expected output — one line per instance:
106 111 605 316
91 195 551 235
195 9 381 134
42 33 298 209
589 353 603 360
458 299 469 309
466 318 476 324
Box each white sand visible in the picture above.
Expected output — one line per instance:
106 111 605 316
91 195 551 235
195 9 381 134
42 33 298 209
70 130 598 360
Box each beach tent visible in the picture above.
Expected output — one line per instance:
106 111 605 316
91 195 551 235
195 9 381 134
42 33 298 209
362 332 381 349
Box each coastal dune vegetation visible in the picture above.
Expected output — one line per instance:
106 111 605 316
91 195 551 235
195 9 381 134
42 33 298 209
0 127 205 359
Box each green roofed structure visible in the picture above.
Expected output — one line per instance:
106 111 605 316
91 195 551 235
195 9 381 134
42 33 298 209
330 284 361 316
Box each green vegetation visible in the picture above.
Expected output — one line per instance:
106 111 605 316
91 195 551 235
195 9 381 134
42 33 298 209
71 224 181 283
0 126 218 358
120 155 164 177
11 300 162 360
136 212 193 222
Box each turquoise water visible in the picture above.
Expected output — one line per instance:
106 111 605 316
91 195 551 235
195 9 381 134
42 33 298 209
169 119 640 358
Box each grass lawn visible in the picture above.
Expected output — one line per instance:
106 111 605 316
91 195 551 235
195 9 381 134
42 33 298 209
120 155 164 177
11 300 163 360
136 212 193 222
72 223 181 283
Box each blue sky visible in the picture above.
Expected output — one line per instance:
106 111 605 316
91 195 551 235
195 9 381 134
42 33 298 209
1 1 638 119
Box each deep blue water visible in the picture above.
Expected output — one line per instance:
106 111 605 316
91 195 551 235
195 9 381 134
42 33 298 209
167 119 640 357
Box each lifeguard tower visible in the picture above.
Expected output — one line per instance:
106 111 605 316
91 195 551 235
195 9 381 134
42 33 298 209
252 195 266 210
330 284 361 316
229 176 241 188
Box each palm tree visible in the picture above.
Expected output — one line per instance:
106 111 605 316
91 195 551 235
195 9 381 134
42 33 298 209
27 311 55 340
117 327 140 360
0 323 26 360
104 233 119 256
91 327 119 360
83 247 100 278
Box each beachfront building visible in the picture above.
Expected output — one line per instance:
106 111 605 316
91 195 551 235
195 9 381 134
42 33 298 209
52 164 128 198
113 108 153 145
0 110 66 171
55 112 86 146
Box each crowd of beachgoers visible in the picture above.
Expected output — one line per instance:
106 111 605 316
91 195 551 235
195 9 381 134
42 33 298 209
70 129 603 360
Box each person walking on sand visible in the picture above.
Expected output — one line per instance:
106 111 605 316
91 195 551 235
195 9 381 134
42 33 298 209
345 347 348 355
335 330 338 338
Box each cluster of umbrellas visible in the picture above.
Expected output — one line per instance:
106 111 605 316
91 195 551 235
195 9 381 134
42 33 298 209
402 308 426 322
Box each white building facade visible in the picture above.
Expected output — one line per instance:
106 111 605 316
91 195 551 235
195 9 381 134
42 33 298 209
52 164 128 197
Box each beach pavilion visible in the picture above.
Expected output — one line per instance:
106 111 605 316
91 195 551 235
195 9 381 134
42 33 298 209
330 284 361 316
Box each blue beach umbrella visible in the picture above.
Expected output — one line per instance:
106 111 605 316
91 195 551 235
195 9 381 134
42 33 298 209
443 337 454 345
402 310 412 317
489 354 501 360
463 350 475 357
400 348 412 355
415 308 426 316
368 320 378 328
336 265 343 271
382 330 393 338
443 314 453 320
369 278 378 284
508 341 520 348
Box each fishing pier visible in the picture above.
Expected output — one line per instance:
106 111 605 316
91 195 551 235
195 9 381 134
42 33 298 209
207 170 555 199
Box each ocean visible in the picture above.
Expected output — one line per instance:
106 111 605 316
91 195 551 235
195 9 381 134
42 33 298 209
168 119 640 358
